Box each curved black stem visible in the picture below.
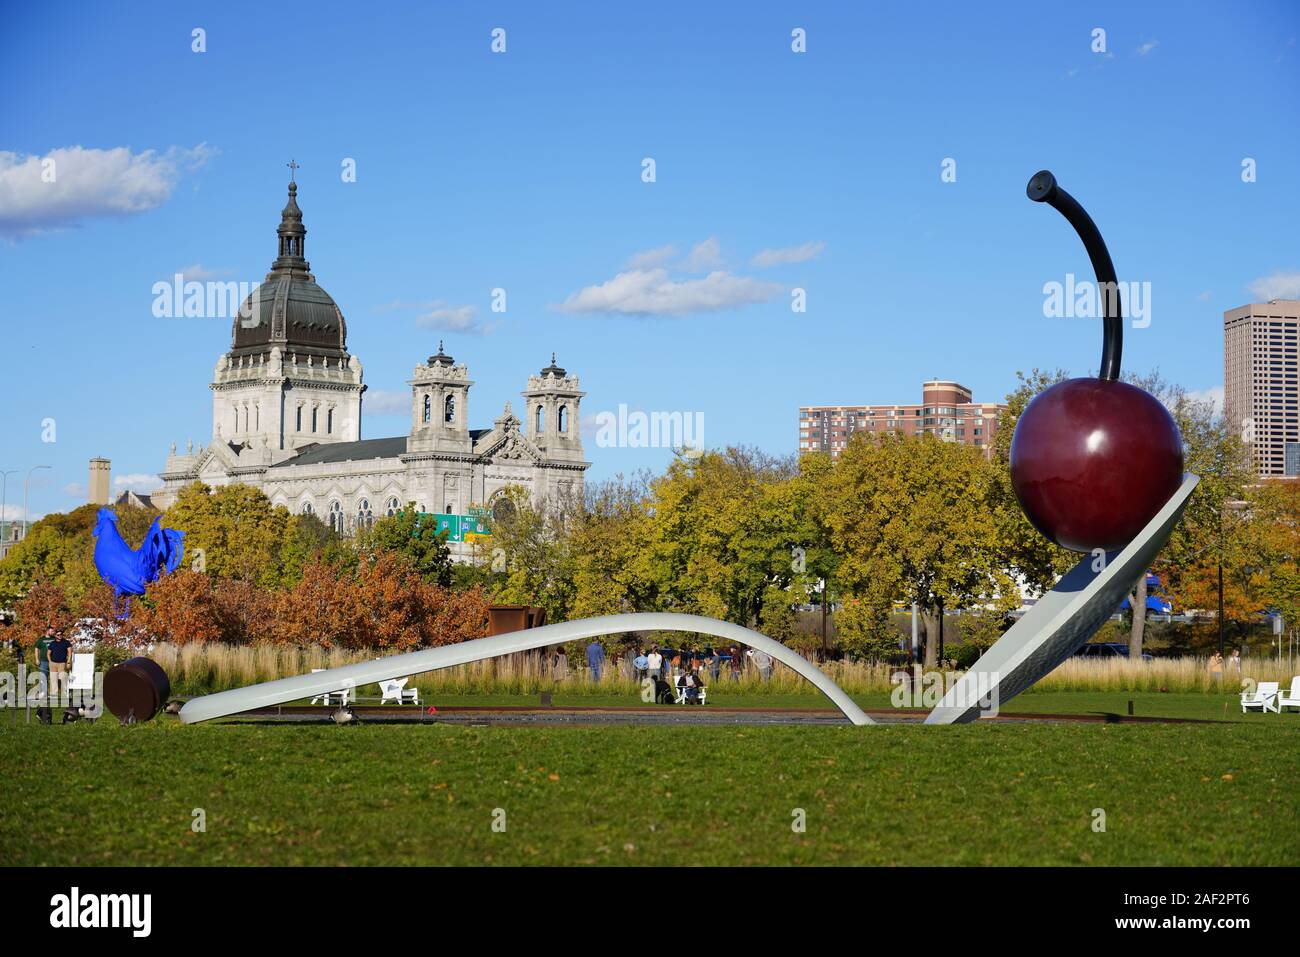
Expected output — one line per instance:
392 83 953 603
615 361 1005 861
1026 170 1122 381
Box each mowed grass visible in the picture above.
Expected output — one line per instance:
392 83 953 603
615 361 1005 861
323 689 1288 723
1 704 1296 866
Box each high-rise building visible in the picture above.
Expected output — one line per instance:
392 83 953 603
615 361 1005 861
1224 299 1300 479
799 380 1007 460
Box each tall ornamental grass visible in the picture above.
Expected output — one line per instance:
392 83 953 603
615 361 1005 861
136 642 1298 699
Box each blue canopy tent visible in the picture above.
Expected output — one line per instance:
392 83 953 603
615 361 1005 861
92 508 185 614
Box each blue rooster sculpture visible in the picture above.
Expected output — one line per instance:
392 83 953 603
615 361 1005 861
92 508 185 614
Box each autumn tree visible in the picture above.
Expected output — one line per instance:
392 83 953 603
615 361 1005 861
471 485 577 623
568 474 659 618
10 576 74 645
824 432 1019 667
162 482 301 586
0 502 159 609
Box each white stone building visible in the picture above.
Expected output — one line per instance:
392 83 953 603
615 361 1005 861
151 179 589 557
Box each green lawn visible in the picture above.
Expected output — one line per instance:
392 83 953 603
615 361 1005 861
2 697 1295 866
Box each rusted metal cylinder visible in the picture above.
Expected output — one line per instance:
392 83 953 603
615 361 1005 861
104 657 171 723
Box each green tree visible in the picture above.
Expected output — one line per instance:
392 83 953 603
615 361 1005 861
163 482 299 586
0 502 159 610
358 503 452 585
824 432 1019 667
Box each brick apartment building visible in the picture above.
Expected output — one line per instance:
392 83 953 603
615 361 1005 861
799 380 1007 460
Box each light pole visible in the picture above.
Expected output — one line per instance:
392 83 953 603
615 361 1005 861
22 465 51 538
0 470 18 547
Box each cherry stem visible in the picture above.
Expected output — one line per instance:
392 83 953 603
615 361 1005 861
1026 170 1122 381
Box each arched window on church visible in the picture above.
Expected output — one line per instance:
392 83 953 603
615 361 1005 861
327 408 333 434
311 407 318 433
300 502 314 516
296 406 303 432
423 395 431 423
357 498 374 530
536 405 545 434
243 407 249 432
558 405 568 433
444 394 455 424
385 497 400 517
255 405 260 431
328 501 342 533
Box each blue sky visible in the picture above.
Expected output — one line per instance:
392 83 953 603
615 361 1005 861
1 0 1298 520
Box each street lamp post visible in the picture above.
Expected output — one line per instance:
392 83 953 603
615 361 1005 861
22 465 51 538
0 470 19 547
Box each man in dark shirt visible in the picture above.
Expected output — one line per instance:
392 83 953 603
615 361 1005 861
47 629 72 703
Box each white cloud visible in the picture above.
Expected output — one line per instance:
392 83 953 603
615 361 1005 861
175 263 232 281
5 503 35 520
365 389 410 415
683 237 723 272
113 473 160 492
1186 385 1224 415
625 244 677 269
378 299 498 335
751 240 825 268
1246 270 1300 302
1197 290 1213 301
416 304 501 338
555 268 782 318
1137 40 1160 56
0 144 216 239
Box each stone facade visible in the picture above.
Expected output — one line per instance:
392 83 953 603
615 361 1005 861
150 179 588 558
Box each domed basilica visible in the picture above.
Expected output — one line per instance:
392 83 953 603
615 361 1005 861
150 178 589 557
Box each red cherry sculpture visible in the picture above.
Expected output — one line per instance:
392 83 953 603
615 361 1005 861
1010 172 1184 553
1010 378 1183 552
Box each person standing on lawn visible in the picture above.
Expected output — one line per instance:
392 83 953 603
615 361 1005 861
646 648 663 682
728 645 743 682
47 628 73 704
751 648 774 682
1207 651 1224 684
35 626 54 695
586 640 605 683
633 649 648 682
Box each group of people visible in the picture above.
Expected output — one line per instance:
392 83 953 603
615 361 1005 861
6 626 75 700
543 642 778 704
1206 649 1243 681
631 645 775 695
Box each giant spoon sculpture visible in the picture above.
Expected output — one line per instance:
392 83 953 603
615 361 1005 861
178 172 1196 727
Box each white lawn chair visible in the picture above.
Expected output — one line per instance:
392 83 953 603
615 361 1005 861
672 675 707 706
1241 681 1280 714
1277 677 1300 712
379 677 419 706
309 668 352 707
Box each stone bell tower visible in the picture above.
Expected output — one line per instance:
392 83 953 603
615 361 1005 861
522 354 585 463
407 341 474 455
